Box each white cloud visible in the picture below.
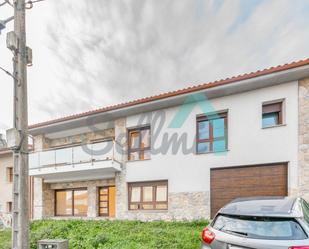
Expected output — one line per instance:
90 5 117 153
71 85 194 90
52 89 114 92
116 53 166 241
0 0 309 135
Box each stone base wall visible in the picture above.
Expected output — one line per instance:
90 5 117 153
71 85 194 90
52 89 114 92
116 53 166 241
117 191 210 221
34 175 209 221
299 78 309 201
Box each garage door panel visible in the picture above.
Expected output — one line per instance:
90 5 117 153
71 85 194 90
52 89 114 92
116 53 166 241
212 176 287 188
213 186 287 197
212 184 287 192
211 186 287 197
211 165 286 180
210 164 287 217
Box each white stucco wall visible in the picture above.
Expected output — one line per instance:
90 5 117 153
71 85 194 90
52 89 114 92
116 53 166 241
0 153 13 213
125 81 299 194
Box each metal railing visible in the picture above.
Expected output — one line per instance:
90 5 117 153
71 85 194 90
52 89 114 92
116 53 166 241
29 140 123 169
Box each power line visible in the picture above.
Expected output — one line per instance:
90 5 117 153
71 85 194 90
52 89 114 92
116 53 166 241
5 0 13 7
0 0 46 9
0 65 16 79
26 0 46 9
28 0 46 3
0 0 13 7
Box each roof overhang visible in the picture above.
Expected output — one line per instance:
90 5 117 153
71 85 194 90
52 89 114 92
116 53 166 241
29 63 309 137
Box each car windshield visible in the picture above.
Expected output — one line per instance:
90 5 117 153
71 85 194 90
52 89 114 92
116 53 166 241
213 214 307 240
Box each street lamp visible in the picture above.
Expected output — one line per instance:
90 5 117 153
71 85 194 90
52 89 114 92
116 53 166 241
0 16 14 34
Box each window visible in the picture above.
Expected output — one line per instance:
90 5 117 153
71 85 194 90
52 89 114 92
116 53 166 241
128 126 151 161
55 189 88 216
128 181 168 210
262 101 283 128
196 113 227 154
6 202 12 213
212 214 307 240
6 167 13 183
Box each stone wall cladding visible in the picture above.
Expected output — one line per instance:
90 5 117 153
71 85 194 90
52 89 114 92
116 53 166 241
299 78 309 200
114 118 128 219
41 129 114 149
117 191 209 221
33 135 46 220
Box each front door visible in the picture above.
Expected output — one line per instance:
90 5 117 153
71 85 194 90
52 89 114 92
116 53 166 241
99 186 116 217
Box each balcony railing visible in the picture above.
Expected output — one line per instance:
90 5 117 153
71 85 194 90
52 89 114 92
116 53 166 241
29 140 123 170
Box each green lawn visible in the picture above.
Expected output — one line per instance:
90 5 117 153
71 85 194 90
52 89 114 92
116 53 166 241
0 220 208 249
0 229 11 249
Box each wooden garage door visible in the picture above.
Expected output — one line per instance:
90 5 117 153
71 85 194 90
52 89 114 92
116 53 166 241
210 163 287 218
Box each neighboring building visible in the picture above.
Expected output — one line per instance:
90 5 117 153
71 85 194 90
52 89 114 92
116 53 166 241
0 138 34 227
0 135 13 226
26 59 309 220
0 149 13 215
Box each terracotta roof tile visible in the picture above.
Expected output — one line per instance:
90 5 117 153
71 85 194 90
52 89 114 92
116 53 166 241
29 58 309 129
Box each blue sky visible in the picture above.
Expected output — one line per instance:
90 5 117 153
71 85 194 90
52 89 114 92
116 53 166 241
0 0 309 134
227 0 263 32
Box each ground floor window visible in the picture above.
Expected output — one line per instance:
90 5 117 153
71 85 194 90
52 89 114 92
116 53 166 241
128 181 168 211
55 189 88 216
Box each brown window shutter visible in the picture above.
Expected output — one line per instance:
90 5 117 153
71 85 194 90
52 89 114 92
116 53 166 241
262 102 282 114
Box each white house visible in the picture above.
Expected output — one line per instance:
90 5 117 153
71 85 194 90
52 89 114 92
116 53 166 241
27 59 309 220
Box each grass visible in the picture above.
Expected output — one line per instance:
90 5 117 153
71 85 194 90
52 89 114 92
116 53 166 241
0 219 209 249
0 229 11 249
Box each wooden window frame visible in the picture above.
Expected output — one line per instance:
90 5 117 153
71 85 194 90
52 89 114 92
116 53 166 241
6 167 13 183
7 202 12 213
127 126 151 161
98 186 115 217
262 101 283 127
54 188 88 217
196 112 228 154
128 181 168 211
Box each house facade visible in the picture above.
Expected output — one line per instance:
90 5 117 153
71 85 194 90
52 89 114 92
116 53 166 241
27 59 309 220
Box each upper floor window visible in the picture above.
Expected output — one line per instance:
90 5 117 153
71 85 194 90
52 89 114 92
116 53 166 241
6 167 13 183
128 126 151 161
196 113 227 154
262 101 283 128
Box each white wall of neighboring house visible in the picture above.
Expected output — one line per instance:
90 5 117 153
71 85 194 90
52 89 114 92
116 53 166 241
0 153 13 213
125 81 299 194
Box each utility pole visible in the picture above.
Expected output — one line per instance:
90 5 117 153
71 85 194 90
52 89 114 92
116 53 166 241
11 0 29 248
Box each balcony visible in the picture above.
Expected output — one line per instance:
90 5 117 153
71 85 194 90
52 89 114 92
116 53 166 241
29 140 123 183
